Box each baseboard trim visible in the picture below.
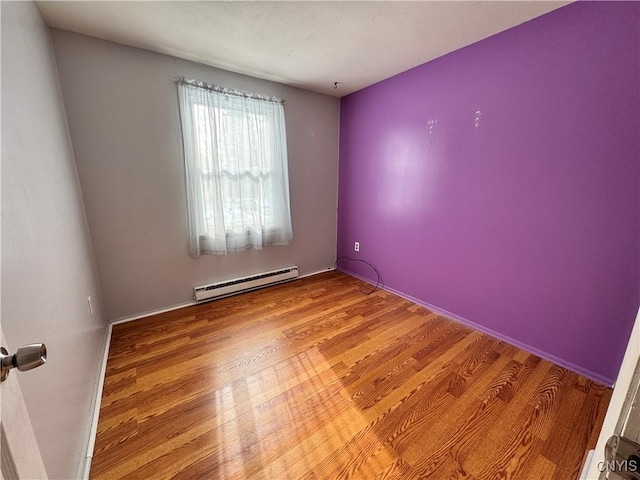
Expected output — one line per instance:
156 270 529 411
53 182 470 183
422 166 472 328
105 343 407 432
110 301 198 326
338 267 614 387
80 321 113 480
299 267 335 279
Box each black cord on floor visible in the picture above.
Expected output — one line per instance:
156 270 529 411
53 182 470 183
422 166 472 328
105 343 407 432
334 256 381 295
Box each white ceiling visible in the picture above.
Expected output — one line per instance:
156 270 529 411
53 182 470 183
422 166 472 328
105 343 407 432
37 1 570 97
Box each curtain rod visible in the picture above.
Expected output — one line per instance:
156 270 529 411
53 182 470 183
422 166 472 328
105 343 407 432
175 77 284 104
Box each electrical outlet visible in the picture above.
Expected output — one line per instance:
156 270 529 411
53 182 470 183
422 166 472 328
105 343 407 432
354 241 360 252
88 296 94 316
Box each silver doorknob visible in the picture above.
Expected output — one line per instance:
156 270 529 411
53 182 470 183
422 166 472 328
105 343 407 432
0 344 47 382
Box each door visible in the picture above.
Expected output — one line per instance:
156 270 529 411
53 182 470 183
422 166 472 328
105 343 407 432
0 326 48 480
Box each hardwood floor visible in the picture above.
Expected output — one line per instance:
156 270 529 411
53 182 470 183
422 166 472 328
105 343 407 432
90 271 611 480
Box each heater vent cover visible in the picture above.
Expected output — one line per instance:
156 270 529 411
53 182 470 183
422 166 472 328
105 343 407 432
194 266 299 301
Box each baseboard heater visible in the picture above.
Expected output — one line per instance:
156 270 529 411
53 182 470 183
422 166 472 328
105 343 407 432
193 266 299 302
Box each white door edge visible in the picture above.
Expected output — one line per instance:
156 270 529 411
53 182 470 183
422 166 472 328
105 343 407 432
582 306 640 480
0 327 48 479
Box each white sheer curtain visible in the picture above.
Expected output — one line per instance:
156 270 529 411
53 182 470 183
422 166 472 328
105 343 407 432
177 80 293 257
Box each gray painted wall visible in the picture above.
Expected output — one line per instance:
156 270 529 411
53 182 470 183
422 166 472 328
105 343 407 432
50 30 340 321
1 3 107 478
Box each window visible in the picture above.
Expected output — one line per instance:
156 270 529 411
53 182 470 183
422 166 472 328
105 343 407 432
177 79 293 257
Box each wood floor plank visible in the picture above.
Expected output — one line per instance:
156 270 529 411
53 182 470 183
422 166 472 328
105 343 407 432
468 365 568 479
402 356 541 476
460 360 554 475
90 271 611 480
307 331 497 479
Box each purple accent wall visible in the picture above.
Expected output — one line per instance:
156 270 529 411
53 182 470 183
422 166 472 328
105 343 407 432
337 1 640 385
